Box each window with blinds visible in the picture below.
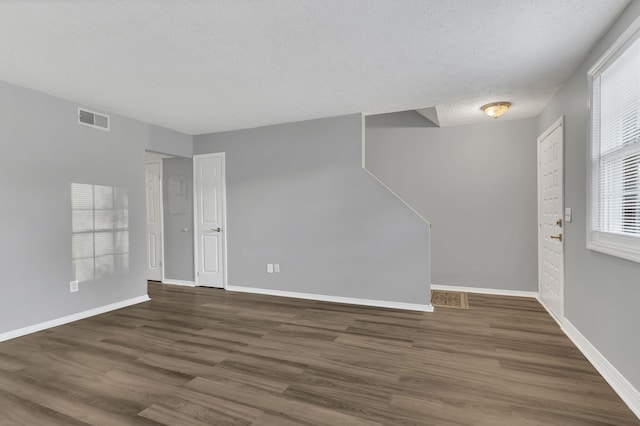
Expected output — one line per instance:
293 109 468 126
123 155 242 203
71 183 129 282
588 19 640 263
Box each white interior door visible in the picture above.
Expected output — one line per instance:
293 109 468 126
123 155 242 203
194 153 226 288
145 161 163 281
538 118 564 321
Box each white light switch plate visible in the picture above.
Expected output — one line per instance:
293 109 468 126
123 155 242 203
267 264 274 273
274 264 280 273
564 207 572 223
70 280 79 293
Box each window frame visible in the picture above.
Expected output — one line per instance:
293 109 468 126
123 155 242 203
587 16 640 263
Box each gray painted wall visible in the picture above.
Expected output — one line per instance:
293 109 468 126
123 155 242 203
162 157 194 281
147 126 192 158
365 114 538 291
194 114 431 305
538 0 640 390
0 80 191 335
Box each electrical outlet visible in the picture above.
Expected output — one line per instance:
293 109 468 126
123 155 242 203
70 280 79 293
274 264 280 273
267 264 274 273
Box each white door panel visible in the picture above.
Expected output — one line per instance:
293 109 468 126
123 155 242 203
203 235 220 272
149 234 157 268
194 154 226 288
538 119 564 321
145 161 163 281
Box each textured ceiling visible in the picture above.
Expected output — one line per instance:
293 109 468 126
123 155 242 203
0 1 631 134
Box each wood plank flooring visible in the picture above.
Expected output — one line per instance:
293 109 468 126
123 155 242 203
0 282 638 425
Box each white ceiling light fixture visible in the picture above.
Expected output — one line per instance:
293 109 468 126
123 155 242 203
481 102 511 119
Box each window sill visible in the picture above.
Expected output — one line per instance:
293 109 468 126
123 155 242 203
587 239 640 264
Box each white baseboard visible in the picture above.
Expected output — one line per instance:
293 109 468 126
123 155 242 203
536 296 564 328
562 320 640 420
226 286 433 312
0 295 150 343
431 284 538 298
162 279 195 287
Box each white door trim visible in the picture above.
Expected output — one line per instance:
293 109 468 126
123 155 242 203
145 159 165 282
193 152 228 289
537 116 565 323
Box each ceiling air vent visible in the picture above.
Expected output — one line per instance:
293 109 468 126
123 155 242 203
78 108 110 131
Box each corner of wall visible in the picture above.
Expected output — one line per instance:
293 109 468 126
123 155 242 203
361 113 431 226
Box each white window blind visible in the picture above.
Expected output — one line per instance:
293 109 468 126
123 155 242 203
71 183 129 282
589 19 640 262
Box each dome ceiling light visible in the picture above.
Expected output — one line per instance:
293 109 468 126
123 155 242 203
481 102 511 119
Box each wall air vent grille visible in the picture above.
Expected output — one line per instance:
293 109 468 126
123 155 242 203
78 108 110 131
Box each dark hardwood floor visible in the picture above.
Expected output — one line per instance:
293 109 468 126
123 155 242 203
0 282 638 425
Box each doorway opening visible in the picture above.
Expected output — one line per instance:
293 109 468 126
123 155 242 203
145 151 173 282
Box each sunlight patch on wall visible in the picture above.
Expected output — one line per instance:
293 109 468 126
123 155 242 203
71 183 129 282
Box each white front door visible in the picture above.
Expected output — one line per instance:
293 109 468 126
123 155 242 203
194 153 226 288
145 161 163 281
538 118 564 322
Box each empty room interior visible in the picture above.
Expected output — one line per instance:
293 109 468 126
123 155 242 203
2 1 640 425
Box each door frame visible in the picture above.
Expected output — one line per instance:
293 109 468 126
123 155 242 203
193 152 228 289
145 159 165 282
537 116 565 323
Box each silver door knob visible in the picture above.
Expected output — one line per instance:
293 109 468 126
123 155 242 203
210 227 222 232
